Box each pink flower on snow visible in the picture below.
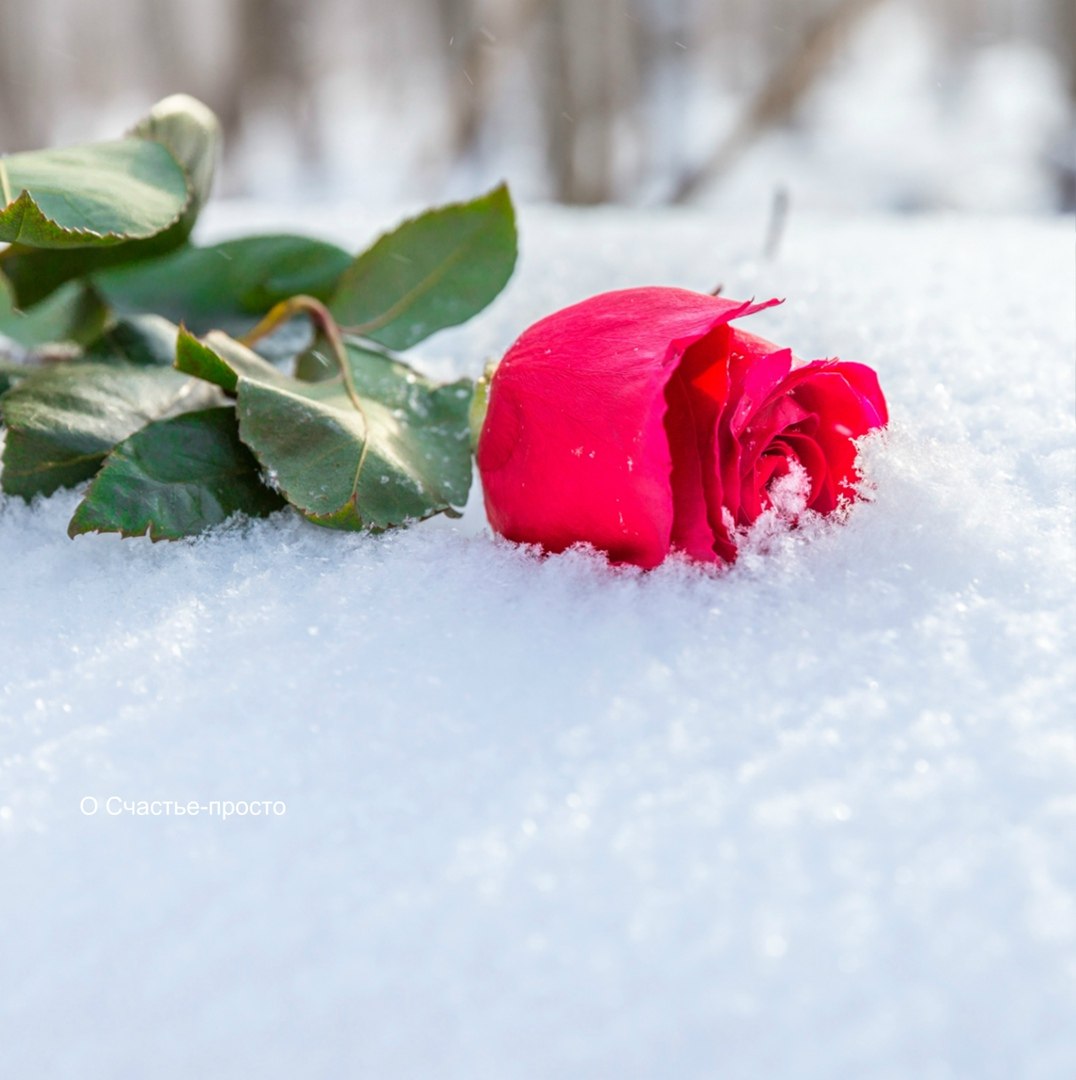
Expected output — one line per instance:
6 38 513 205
477 287 887 569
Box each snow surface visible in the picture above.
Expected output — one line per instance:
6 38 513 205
2 206 1074 1079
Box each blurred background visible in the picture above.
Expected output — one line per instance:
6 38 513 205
0 0 1072 213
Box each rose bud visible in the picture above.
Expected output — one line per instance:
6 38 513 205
476 287 887 569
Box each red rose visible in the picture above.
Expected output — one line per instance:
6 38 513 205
477 287 887 569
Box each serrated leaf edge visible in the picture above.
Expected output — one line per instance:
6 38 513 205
0 186 189 246
333 182 515 339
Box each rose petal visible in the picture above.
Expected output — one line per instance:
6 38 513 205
781 364 883 500
744 449 788 520
730 347 793 438
665 325 730 562
826 361 889 427
779 359 887 431
479 287 779 568
739 393 814 476
777 432 832 511
715 336 793 528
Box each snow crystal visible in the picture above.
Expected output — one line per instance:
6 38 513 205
1 207 1073 1079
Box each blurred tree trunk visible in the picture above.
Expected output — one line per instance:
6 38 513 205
438 0 486 160
134 0 185 98
540 0 642 204
216 0 321 179
1055 0 1076 208
670 0 884 204
0 2 46 152
440 0 550 172
1059 0 1076 102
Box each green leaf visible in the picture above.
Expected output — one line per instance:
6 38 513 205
85 315 180 367
94 234 352 335
0 140 188 248
329 183 516 349
68 406 284 541
1 95 221 307
0 362 222 498
0 273 12 316
127 94 219 232
183 332 473 529
468 360 496 452
0 275 108 348
0 361 30 397
175 327 286 393
294 331 344 383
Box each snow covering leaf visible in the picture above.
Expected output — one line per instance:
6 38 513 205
68 406 284 541
182 331 473 530
94 235 353 336
1 95 221 307
0 362 222 498
329 184 517 349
